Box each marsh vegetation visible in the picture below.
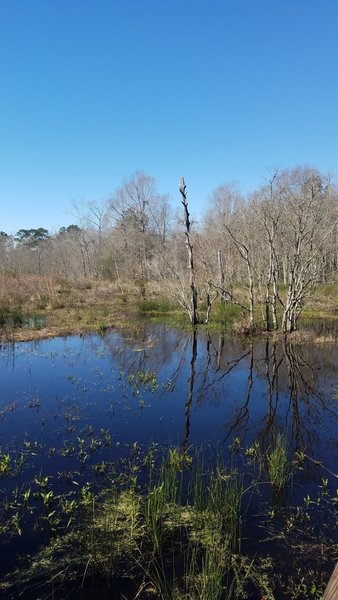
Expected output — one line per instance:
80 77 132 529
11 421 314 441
1 166 338 337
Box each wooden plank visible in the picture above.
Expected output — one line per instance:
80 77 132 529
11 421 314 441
323 562 338 600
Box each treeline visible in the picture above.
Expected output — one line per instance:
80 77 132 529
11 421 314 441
1 166 337 332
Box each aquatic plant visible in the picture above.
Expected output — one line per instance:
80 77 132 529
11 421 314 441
266 433 290 493
0 438 336 599
0 452 11 476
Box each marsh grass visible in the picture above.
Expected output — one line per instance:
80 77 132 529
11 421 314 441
1 273 337 343
1 441 336 599
0 300 24 327
137 449 246 600
0 274 142 340
145 482 169 553
138 298 172 313
132 449 246 598
1 446 250 599
212 302 245 325
266 433 291 493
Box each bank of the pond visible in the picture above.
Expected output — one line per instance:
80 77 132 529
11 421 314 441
2 305 338 344
1 276 338 343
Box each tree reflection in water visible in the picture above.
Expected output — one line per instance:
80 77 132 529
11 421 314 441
182 330 197 450
100 324 337 464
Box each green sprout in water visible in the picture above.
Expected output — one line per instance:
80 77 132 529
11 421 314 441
0 453 11 476
266 434 290 493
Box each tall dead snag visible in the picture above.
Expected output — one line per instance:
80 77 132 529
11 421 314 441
180 177 199 325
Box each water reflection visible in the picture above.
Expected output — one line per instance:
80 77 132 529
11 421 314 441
98 324 337 469
0 324 337 472
0 324 337 595
182 330 197 450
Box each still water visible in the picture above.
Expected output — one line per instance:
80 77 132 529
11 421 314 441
1 324 337 464
0 323 337 594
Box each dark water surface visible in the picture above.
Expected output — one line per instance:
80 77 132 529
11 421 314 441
1 324 336 463
0 323 337 595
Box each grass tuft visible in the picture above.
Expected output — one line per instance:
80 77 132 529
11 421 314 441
138 298 172 313
266 433 290 493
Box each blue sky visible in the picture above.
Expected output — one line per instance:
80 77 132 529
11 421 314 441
1 0 338 234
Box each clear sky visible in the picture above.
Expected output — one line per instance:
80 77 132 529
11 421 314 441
1 0 338 234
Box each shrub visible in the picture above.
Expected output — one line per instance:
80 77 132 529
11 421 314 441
211 302 245 326
138 299 171 313
0 302 24 327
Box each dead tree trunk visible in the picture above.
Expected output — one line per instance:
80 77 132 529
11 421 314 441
204 282 218 324
265 223 279 331
180 177 199 325
217 248 226 306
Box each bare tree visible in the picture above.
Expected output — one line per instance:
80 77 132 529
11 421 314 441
277 168 337 332
204 184 243 298
108 171 170 281
180 177 199 325
251 172 281 331
228 230 254 326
